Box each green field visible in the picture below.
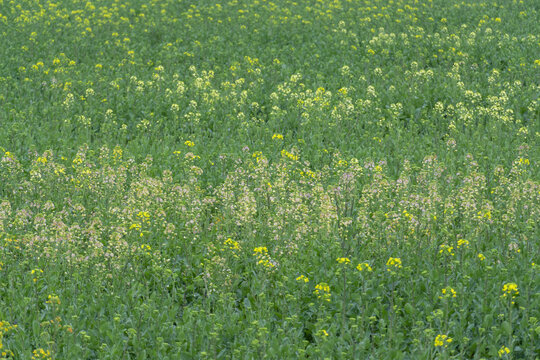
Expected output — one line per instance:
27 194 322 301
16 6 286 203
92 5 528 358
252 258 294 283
0 0 539 358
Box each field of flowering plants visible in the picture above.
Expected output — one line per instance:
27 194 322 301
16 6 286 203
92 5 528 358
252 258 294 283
0 0 539 358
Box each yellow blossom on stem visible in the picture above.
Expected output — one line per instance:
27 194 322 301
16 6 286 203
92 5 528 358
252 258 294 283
434 334 452 347
498 346 510 357
357 262 373 272
314 282 331 302
386 257 402 271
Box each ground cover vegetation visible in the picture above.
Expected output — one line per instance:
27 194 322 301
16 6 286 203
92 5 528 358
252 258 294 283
0 0 539 358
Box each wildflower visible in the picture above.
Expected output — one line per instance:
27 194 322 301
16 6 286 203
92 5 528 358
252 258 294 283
129 223 141 231
498 346 510 357
184 140 195 147
317 329 329 336
386 257 402 271
434 334 452 347
439 244 455 256
272 133 283 140
140 244 151 251
31 268 43 283
46 294 60 305
357 263 373 272
314 283 331 302
478 253 486 261
296 275 309 283
32 348 51 359
253 247 277 270
224 238 240 251
137 211 150 222
457 239 469 249
281 149 298 161
253 247 268 255
439 287 457 299
336 257 351 265
502 283 519 302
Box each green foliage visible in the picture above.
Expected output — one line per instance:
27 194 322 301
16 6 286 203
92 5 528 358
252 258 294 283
0 0 539 358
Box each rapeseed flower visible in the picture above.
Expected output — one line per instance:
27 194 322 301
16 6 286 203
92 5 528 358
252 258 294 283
434 334 452 347
386 257 402 271
314 283 331 302
502 283 518 304
439 244 454 256
356 263 373 272
498 346 510 357
439 287 457 299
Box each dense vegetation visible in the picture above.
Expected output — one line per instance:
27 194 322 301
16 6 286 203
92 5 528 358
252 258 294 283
0 0 538 358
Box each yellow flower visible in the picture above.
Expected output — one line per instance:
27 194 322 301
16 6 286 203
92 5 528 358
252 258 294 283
457 239 469 249
439 244 455 256
224 238 240 251
296 275 309 283
184 140 195 147
46 294 60 305
439 287 457 299
253 247 268 255
356 263 373 272
272 133 283 140
281 149 298 161
478 253 486 261
314 283 331 302
498 346 510 357
434 334 452 347
386 257 402 271
318 329 329 336
336 257 351 265
502 283 519 298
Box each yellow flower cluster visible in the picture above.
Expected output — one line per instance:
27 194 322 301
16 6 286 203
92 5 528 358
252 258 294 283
253 247 276 269
281 149 298 161
434 334 452 347
46 294 61 305
386 257 402 271
439 287 457 299
356 263 373 272
317 329 329 337
32 348 52 359
137 211 151 223
439 244 455 256
314 282 331 302
272 133 283 140
31 268 43 283
336 257 351 265
502 283 519 303
140 244 152 255
0 320 18 354
296 275 309 283
457 239 469 249
498 346 510 357
224 238 240 251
